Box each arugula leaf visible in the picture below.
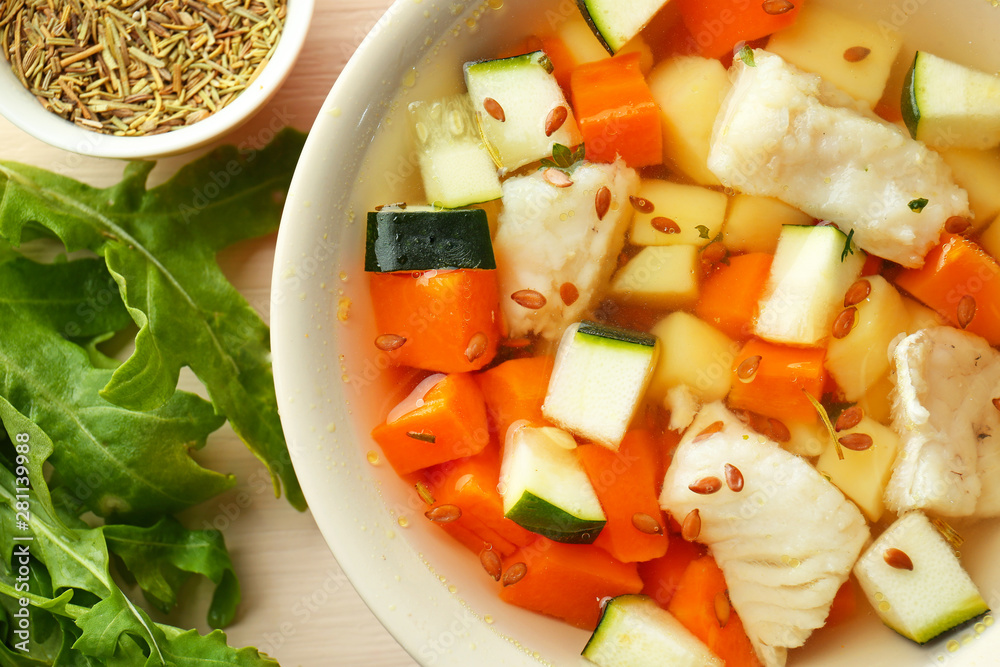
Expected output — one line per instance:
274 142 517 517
0 258 233 521
1 460 273 665
104 517 239 628
0 129 306 509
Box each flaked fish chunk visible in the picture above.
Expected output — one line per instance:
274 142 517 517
708 49 969 268
886 326 1000 517
660 402 869 667
494 159 639 342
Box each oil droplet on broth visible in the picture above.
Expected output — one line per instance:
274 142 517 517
487 0 503 8
367 451 380 465
484 615 494 624
398 516 410 528
975 622 986 634
984 615 994 626
402 68 418 88
878 601 890 613
947 640 960 653
448 585 457 594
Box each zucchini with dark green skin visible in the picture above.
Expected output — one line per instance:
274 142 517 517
364 206 495 273
576 0 670 54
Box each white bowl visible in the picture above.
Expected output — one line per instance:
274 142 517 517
0 0 313 159
272 1 1000 664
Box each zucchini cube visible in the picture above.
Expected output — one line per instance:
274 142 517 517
543 321 658 449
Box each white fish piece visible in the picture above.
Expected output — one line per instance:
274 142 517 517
708 49 969 268
885 326 1000 517
659 402 869 667
494 159 639 342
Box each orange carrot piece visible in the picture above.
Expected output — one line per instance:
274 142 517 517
369 269 501 373
570 52 663 168
637 539 707 608
824 579 857 628
894 233 1000 345
668 556 762 667
475 356 554 444
422 445 534 557
371 373 490 475
728 338 827 424
499 539 643 629
695 253 773 341
578 430 669 563
676 0 801 59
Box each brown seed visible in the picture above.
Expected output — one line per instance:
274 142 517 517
465 332 488 362
480 548 503 581
415 481 435 505
994 397 1000 412
502 562 527 587
544 105 568 136
945 216 972 234
631 512 663 535
883 547 914 571
483 97 505 122
767 418 791 443
838 433 874 451
425 504 462 523
835 405 864 432
560 282 580 306
652 216 681 234
957 294 977 329
681 509 701 541
737 355 762 383
543 168 573 188
689 476 723 495
762 0 795 14
844 279 872 307
724 463 744 492
843 46 872 63
702 242 727 264
407 431 437 443
511 289 547 309
832 307 858 339
629 195 655 214
375 334 407 351
595 186 612 220
694 421 725 443
714 591 731 627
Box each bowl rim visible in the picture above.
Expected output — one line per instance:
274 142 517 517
0 0 314 159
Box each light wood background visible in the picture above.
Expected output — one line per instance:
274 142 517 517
0 0 418 665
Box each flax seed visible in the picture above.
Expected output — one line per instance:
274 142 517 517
375 333 406 351
559 282 580 306
945 216 972 234
544 105 567 136
957 295 976 329
833 307 858 339
883 548 914 571
694 421 725 443
737 355 762 383
681 509 701 541
425 504 462 523
543 168 573 188
724 463 744 492
689 476 723 495
835 405 864 432
762 0 795 14
714 591 731 627
511 289 547 309
651 216 680 234
480 548 502 581
844 279 871 307
595 185 611 220
629 195 654 214
483 97 505 122
843 46 871 62
631 512 663 535
838 433 874 451
465 332 488 362
502 562 527 587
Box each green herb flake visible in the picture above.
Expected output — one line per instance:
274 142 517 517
841 229 856 262
738 45 756 67
540 143 586 171
695 225 711 239
908 197 929 212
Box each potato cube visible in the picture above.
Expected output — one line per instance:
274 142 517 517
647 312 738 403
647 56 730 186
817 416 901 523
723 195 812 254
609 245 699 309
940 147 1000 231
630 180 728 247
767 3 902 108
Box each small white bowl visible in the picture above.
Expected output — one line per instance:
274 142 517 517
273 0 1000 665
0 0 313 159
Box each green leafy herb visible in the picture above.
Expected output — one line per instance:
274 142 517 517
540 143 587 171
908 197 929 212
0 129 307 509
695 225 711 239
738 45 756 67
0 457 276 665
841 228 856 262
0 257 233 522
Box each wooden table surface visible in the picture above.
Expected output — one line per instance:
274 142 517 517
0 1 417 665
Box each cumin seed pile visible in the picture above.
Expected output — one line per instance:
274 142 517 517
0 0 285 136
